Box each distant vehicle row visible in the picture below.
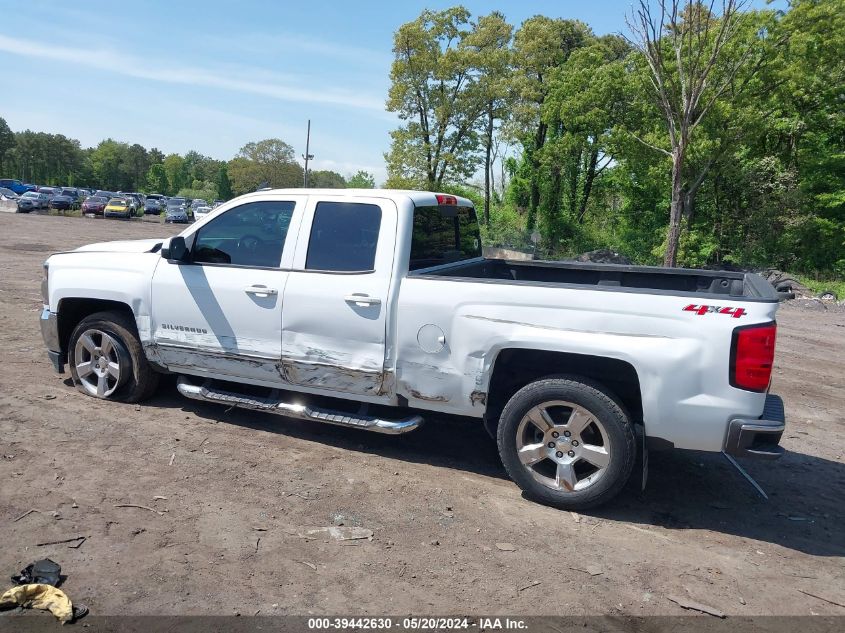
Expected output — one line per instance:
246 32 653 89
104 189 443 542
1 178 223 221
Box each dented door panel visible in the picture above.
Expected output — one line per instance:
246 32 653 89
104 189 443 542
281 196 398 396
150 195 306 383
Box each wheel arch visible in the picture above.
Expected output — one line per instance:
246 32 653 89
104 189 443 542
483 348 643 437
57 298 136 355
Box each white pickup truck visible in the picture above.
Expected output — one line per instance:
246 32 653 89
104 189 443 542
40 189 785 508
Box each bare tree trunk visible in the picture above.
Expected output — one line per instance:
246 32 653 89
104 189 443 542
546 165 563 248
626 0 756 269
483 102 494 226
664 149 685 267
567 146 582 219
577 147 600 223
527 121 548 231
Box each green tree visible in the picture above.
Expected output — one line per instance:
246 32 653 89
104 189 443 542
0 117 14 175
385 6 486 188
347 170 376 188
216 164 233 200
145 163 169 194
124 143 150 190
533 35 630 248
626 0 764 266
90 139 129 190
227 139 303 195
148 147 165 165
462 11 513 224
162 154 188 195
509 16 593 229
308 170 346 188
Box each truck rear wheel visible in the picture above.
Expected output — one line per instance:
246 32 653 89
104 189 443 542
497 376 635 510
68 311 159 403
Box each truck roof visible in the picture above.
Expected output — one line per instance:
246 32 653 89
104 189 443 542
242 188 475 207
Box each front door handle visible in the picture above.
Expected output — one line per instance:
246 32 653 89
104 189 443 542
344 294 381 307
245 285 278 297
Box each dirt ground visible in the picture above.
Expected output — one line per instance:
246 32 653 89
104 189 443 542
0 212 843 617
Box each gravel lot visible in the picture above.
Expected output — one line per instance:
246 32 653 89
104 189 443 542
0 212 843 617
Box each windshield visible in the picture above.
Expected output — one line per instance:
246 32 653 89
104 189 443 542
108 199 126 206
23 192 38 198
168 198 186 205
409 205 482 271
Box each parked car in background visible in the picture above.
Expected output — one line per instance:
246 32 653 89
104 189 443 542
192 205 212 220
104 197 132 219
16 191 49 211
166 197 189 218
81 196 108 215
50 193 77 211
212 199 223 208
0 179 30 195
0 187 21 201
37 186 60 200
164 205 189 223
144 198 162 215
61 188 82 204
94 190 116 201
117 193 141 216
124 192 145 212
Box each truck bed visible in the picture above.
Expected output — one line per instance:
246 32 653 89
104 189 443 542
412 258 778 302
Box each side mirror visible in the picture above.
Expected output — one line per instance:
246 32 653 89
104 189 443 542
161 236 189 263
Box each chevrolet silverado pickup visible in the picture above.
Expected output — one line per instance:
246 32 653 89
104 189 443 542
39 189 786 508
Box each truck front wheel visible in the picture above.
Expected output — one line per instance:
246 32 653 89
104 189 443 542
497 376 635 510
68 311 159 403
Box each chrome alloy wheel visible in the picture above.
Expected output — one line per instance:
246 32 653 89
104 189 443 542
515 400 612 492
74 329 125 398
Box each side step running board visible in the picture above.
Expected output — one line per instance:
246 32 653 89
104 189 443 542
176 376 423 435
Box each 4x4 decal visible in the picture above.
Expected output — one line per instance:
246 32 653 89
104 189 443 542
683 304 746 318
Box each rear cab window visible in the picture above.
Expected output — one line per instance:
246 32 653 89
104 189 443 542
305 201 381 272
409 205 482 270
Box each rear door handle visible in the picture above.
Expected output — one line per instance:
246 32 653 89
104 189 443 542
245 285 278 297
344 294 381 307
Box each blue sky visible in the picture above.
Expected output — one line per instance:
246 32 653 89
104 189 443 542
0 0 784 183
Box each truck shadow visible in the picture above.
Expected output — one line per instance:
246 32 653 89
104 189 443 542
146 385 844 558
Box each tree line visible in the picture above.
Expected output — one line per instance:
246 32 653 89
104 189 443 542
385 0 844 274
0 120 376 202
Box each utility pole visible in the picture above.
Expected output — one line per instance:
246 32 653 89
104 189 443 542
302 119 314 188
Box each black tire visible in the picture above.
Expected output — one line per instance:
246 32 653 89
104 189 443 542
68 310 159 403
497 375 636 510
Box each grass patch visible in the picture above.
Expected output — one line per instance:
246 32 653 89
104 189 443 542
797 275 845 299
47 209 82 218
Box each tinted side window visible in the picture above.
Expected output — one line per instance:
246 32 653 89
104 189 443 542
192 200 295 267
409 206 482 270
305 202 381 272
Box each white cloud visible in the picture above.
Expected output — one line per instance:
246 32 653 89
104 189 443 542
232 32 393 69
0 35 385 112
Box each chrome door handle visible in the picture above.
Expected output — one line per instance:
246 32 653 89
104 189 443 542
245 285 278 297
344 294 381 306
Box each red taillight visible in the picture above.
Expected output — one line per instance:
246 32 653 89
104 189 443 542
730 323 777 392
436 194 457 205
